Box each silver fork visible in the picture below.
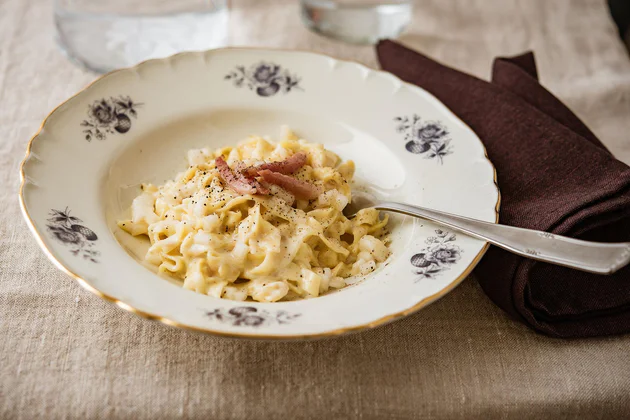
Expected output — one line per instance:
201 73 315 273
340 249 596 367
344 191 630 275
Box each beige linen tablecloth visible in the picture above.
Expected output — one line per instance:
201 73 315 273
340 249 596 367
2 0 630 418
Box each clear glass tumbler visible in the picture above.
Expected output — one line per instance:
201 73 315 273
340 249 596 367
300 0 413 44
54 0 229 73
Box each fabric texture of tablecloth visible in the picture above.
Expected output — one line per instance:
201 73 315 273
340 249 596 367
1 0 630 419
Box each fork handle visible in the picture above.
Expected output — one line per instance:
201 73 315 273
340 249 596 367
377 202 630 275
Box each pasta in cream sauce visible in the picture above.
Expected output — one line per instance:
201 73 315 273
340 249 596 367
119 127 390 302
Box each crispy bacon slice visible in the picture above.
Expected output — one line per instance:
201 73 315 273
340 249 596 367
243 152 307 177
236 161 270 195
258 169 321 200
215 156 269 195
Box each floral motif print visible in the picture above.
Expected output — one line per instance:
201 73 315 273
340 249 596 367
411 230 462 279
225 62 302 97
206 306 301 327
81 96 142 141
46 208 99 262
395 115 453 163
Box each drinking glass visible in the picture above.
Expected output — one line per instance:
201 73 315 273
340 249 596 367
300 0 413 44
54 0 229 73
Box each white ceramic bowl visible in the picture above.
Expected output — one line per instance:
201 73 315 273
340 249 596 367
19 48 499 339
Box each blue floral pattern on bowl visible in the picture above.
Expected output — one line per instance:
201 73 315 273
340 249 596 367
411 230 462 279
46 207 99 262
81 96 142 141
395 115 452 163
206 306 301 327
225 62 302 97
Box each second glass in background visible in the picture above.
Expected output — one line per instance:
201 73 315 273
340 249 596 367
300 0 413 44
54 0 229 73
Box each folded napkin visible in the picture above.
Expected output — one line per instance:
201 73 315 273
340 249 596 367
377 40 630 338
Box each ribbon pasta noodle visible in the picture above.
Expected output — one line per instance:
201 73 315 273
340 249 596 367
119 127 390 302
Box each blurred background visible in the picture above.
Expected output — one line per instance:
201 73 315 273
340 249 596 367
52 0 630 74
54 0 414 73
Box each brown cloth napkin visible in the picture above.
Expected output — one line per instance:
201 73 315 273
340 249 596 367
377 40 630 338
